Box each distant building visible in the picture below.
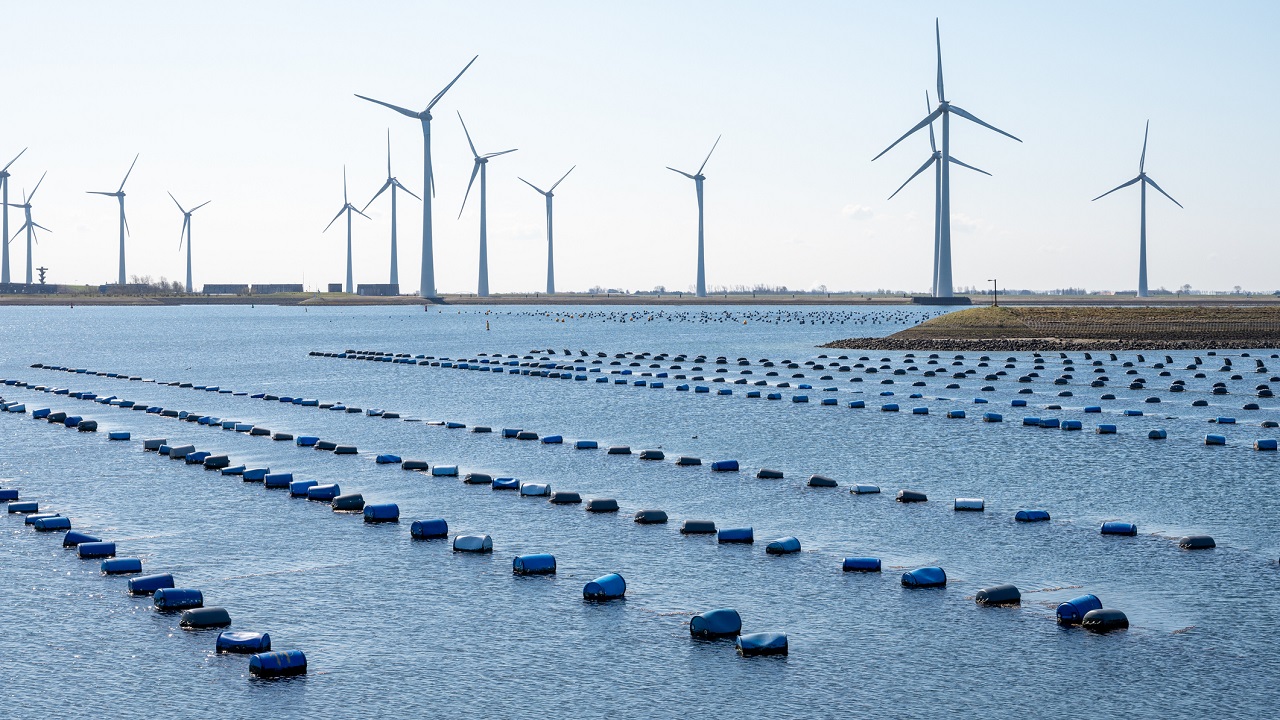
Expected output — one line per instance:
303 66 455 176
251 284 304 294
327 283 343 293
99 283 156 295
357 283 399 296
0 282 49 295
202 284 250 295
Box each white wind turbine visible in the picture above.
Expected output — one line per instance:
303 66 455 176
323 167 370 293
886 91 990 296
873 20 1021 297
87 154 140 286
518 166 574 295
168 193 210 294
1 147 26 284
362 130 421 287
667 135 721 298
9 172 50 284
354 56 478 298
457 112 516 298
1091 121 1182 298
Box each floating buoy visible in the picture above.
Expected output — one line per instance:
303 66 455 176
249 649 307 678
756 468 784 479
807 474 837 487
1256 439 1278 451
901 566 946 588
402 460 429 471
574 440 598 450
513 553 557 575
33 516 71 531
1096 424 1117 434
410 518 448 538
606 445 631 455
975 584 1021 606
1148 429 1167 440
217 631 271 654
718 527 754 543
550 490 582 504
453 534 493 552
128 573 175 595
583 573 626 600
1178 535 1215 549
736 632 788 657
375 454 402 464
153 588 203 611
585 498 619 512
519 482 550 497
634 509 668 524
77 541 116 559
295 436 319 447
1015 510 1050 522
711 460 739 472
108 431 130 441
464 472 493 485
263 472 293 488
331 493 364 512
765 536 801 554
639 449 665 460
842 557 881 572
675 456 702 466
954 497 984 511
852 484 880 494
143 438 168 451
690 608 742 638
101 558 142 575
947 409 968 419
541 435 563 444
432 465 459 477
1205 434 1226 446
289 479 318 497
1101 521 1137 536
306 484 340 501
680 519 716 534
983 412 1002 422
1081 608 1128 633
492 477 520 490
180 607 231 629
1061 420 1083 431
896 489 927 503
516 431 539 441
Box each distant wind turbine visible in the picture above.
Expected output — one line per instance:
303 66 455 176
354 55 478 298
323 167 370 293
667 135 721 298
9 171 50 285
1092 121 1182 298
87 154 140 286
886 91 991 296
873 20 1021 298
168 193 210 294
518 166 574 295
1 148 26 284
457 112 516 298
362 130 420 287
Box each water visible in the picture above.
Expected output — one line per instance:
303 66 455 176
1 304 1276 718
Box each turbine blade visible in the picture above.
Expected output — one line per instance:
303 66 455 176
179 216 189 249
353 94 420 118
667 167 696 179
935 18 945 103
1140 120 1149 173
483 148 517 158
28 171 47 201
352 205 371 220
887 156 937 200
386 128 392 177
428 55 479 110
191 200 211 212
519 177 548 195
872 107 944 161
2 147 26 173
926 91 936 153
395 179 422 201
168 191 186 214
948 156 992 176
323 205 346 232
458 161 481 218
1091 176 1141 202
696 135 721 175
362 179 393 212
86 191 116 196
118 153 139 191
457 112 480 158
32 222 50 233
549 165 576 192
948 105 1022 143
343 165 349 204
1143 175 1182 208
122 204 130 236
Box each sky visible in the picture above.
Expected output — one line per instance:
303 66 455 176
3 1 1277 294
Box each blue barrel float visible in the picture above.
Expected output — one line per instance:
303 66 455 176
711 460 739 472
244 469 269 483
78 541 116 559
766 537 801 555
153 588 203 611
901 567 946 588
375 454 402 464
1015 510 1051 522
410 519 448 539
0 489 19 502
842 557 881 572
718 527 754 544
249 649 307 678
690 608 742 638
306 484 340 501
180 607 231 629
102 558 143 575
62 531 99 547
736 632 788 657
364 503 399 523
218 631 271 654
34 516 71 531
1101 521 1137 536
1056 594 1103 625
129 573 176 595
512 553 557 575
583 573 626 600
453 534 493 553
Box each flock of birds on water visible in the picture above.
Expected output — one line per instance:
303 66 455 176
451 309 947 326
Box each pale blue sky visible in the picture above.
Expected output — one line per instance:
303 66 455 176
4 1 1276 293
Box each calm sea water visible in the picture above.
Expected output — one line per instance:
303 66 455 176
1 304 1276 719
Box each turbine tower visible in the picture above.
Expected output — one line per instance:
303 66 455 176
518 166 574 295
87 154 140 286
1092 121 1182 298
355 56 478 298
1 148 26 284
9 172 50 284
886 91 990 296
667 135 721 298
457 112 516 298
168 193 210 294
324 167 370 293
362 130 421 288
873 20 1021 297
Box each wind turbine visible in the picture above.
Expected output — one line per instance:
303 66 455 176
87 154 140 286
1 148 28 284
518 166 574 295
1092 121 1182 298
457 112 516 298
362 130 421 287
354 55 478 298
873 20 1021 298
168 193 210 294
667 135 721 298
886 91 991 296
9 172 50 284
323 167 370 293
